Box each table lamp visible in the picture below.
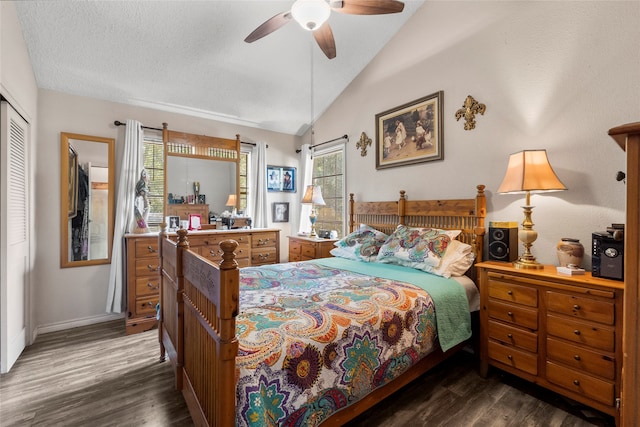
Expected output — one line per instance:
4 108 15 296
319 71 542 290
301 185 326 237
497 149 567 269
226 194 237 216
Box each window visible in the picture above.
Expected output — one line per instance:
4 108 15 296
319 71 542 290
142 131 164 228
239 151 249 212
312 146 344 237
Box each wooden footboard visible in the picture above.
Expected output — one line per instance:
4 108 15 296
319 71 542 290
160 229 240 426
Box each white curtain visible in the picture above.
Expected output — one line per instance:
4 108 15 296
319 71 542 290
106 120 144 313
251 142 268 228
297 144 313 234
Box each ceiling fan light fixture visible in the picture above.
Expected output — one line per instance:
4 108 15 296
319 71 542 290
291 0 331 31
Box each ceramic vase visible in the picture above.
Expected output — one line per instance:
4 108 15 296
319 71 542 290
556 238 584 267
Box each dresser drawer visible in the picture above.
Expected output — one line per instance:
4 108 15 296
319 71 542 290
189 233 250 249
488 299 538 330
134 258 161 277
301 243 316 258
133 295 159 318
134 238 159 259
488 320 538 352
546 291 614 325
547 337 615 380
289 240 302 255
488 340 537 376
487 274 538 307
252 247 277 264
135 277 161 297
547 314 614 352
546 361 614 406
253 232 278 248
201 242 250 262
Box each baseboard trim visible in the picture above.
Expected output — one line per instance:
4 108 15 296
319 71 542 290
35 313 125 337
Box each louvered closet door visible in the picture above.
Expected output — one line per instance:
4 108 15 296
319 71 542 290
1 100 30 373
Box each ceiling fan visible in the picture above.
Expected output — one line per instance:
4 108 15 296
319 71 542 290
244 0 405 59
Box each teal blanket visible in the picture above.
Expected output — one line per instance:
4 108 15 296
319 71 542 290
312 257 471 352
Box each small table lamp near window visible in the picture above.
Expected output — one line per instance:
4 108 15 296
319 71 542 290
498 149 567 269
226 194 237 216
301 184 326 237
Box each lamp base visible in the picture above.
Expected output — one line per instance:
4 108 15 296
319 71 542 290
513 257 544 269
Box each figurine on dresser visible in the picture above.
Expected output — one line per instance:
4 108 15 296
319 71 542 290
133 169 150 233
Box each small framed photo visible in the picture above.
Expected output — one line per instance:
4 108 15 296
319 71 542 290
272 202 289 223
197 194 206 204
267 165 296 192
188 214 202 230
166 215 180 231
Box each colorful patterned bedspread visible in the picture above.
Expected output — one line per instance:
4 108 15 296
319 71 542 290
235 259 465 427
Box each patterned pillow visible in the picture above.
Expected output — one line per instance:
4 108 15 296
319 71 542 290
376 225 461 271
330 225 389 262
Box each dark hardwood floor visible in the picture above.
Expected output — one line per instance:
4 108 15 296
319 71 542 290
0 320 615 427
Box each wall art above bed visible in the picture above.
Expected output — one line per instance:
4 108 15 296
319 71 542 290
375 90 444 169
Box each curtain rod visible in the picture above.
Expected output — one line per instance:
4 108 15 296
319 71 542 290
296 134 349 153
113 120 163 132
113 120 259 146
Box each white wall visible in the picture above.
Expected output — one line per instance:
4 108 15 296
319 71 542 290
34 90 301 332
312 1 639 266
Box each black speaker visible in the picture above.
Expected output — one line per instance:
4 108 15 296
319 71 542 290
488 224 518 262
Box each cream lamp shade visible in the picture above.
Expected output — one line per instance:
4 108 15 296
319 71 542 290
498 149 567 269
497 150 567 194
301 185 326 205
301 185 325 237
225 194 237 207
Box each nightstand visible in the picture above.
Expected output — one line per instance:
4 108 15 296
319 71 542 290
476 261 623 424
288 236 338 261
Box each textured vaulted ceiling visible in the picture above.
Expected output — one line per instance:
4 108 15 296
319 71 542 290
14 0 425 135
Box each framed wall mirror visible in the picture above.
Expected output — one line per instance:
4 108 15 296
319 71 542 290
163 124 240 225
60 132 115 268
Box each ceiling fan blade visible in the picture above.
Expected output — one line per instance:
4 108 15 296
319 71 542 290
331 0 405 15
313 22 336 59
244 11 292 43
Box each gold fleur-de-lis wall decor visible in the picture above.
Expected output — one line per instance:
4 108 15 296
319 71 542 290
455 95 486 130
356 132 372 156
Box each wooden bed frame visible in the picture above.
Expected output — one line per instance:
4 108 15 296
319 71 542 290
159 184 486 426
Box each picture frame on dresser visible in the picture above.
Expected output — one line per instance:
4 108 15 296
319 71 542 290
188 214 201 230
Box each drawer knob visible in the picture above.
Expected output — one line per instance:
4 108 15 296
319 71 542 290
507 311 513 317
573 379 580 386
204 240 209 245
147 245 157 253
507 333 513 339
574 329 581 336
143 302 154 308
507 355 513 360
210 249 222 255
147 282 159 290
574 354 581 361
507 290 513 295
147 264 159 271
573 304 580 310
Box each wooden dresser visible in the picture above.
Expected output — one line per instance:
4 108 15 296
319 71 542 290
288 236 337 261
477 261 624 422
125 234 161 335
125 228 280 334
